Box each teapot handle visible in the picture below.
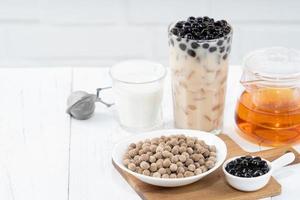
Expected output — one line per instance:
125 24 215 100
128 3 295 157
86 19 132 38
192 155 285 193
96 87 114 107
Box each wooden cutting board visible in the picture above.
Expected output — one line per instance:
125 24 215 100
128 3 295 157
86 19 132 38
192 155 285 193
113 134 300 200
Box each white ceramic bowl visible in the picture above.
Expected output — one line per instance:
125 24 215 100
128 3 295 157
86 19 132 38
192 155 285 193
222 153 295 192
222 156 272 192
112 129 227 187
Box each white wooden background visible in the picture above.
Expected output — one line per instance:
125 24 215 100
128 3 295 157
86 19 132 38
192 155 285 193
0 66 299 200
0 0 300 67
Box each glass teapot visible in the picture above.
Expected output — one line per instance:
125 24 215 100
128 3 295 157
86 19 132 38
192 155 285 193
235 47 300 146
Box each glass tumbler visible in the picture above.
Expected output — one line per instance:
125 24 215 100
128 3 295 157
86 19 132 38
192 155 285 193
168 24 233 132
109 60 166 131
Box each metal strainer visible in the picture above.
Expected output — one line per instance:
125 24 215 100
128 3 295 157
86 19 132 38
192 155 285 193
66 87 113 120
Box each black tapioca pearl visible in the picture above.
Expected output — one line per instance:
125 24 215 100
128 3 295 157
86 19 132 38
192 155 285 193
259 161 268 168
176 37 181 42
191 42 199 49
187 49 196 57
262 167 269 173
184 21 191 27
186 33 194 39
251 160 260 166
179 43 187 51
225 156 270 178
175 22 183 29
171 28 179 36
220 46 225 53
228 169 236 175
170 39 174 46
227 37 231 43
235 172 242 177
223 54 228 60
253 157 262 161
226 46 231 53
241 168 247 174
253 170 263 177
245 155 252 160
172 17 231 41
241 160 249 166
187 16 196 22
209 46 217 52
217 40 223 46
202 43 209 49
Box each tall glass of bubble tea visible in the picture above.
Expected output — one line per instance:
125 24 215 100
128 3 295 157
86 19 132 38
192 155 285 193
168 16 233 133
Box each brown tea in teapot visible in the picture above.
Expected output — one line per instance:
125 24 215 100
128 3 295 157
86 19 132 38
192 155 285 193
235 47 300 146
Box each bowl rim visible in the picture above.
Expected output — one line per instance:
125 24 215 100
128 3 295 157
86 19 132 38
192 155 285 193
112 129 227 182
222 155 272 181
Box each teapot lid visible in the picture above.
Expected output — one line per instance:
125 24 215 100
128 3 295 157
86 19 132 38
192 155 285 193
242 47 300 87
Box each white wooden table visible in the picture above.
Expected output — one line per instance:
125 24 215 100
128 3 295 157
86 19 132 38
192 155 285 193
0 66 299 200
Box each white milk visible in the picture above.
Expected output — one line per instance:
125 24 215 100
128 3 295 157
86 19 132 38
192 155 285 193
110 60 166 130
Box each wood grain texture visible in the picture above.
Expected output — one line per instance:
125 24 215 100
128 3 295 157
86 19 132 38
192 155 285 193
0 68 72 200
114 134 300 200
0 67 297 200
68 68 140 200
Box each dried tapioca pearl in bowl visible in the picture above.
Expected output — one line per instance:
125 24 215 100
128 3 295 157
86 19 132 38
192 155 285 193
153 172 161 178
140 161 150 170
170 163 178 172
205 160 215 169
128 163 136 171
150 163 157 172
143 169 151 176
184 171 194 177
170 174 177 178
162 174 169 178
112 129 228 187
149 155 156 163
163 159 172 168
122 134 217 179
185 158 194 166
123 159 130 166
171 155 179 163
166 168 171 175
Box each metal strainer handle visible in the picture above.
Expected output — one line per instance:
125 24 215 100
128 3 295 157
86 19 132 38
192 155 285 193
96 87 114 107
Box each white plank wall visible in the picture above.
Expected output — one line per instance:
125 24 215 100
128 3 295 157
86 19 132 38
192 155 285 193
0 0 300 67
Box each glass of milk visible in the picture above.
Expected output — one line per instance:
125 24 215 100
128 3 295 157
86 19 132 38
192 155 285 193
109 60 166 131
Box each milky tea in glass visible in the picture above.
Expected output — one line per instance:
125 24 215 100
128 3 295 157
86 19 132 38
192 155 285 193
168 24 233 132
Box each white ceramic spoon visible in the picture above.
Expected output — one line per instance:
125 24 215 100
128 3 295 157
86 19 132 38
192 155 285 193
223 152 295 192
